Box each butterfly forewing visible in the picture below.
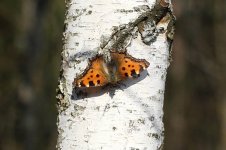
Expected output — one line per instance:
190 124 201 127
74 57 108 87
112 52 150 79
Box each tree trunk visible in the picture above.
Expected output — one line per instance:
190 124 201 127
56 0 175 149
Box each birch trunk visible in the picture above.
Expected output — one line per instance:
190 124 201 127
56 0 175 149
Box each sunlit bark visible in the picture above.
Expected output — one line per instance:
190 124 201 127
56 0 174 149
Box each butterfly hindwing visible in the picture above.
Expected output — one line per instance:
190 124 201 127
74 56 109 87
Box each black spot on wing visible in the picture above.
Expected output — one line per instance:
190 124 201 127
125 73 128 77
97 80 100 84
131 69 139 78
89 81 95 86
80 80 85 87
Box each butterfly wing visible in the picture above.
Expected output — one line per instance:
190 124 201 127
74 52 150 87
74 56 109 87
111 52 150 80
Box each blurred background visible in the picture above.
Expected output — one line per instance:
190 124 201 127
0 0 225 150
0 0 63 149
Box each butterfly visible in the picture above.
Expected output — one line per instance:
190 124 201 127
73 51 150 87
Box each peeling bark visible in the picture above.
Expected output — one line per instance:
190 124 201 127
56 0 175 149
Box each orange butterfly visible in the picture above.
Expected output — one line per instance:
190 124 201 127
73 51 150 87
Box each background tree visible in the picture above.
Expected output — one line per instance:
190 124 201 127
56 0 174 149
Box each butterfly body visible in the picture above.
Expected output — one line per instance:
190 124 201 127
74 52 150 87
103 61 120 84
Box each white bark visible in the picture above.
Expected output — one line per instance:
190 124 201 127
57 0 174 149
